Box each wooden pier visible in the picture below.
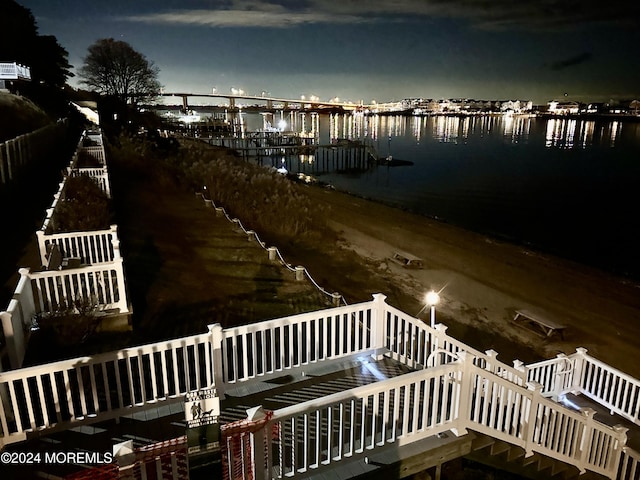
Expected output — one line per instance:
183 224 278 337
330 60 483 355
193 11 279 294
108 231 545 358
205 134 378 174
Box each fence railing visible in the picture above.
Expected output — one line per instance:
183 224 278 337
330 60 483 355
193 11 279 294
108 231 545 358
464 360 626 479
527 348 640 427
218 301 379 396
70 166 111 197
260 362 462 479
250 351 627 480
0 63 30 80
27 260 129 315
0 269 35 370
0 331 214 448
2 295 639 480
1 129 129 373
77 146 106 165
619 447 640 480
35 225 119 267
380 300 527 385
0 120 67 187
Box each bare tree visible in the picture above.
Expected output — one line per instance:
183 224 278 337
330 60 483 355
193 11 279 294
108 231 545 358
78 38 161 103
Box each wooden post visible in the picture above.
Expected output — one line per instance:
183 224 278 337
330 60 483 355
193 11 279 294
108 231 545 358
0 141 7 185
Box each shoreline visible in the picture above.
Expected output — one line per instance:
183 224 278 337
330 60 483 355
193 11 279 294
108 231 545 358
313 182 640 284
295 182 640 377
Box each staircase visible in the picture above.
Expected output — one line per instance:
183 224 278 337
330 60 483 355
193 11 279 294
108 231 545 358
467 432 609 480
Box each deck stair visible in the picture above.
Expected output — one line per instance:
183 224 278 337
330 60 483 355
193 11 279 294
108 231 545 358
467 432 607 479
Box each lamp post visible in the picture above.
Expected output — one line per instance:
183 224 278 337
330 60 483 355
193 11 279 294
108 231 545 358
425 291 440 328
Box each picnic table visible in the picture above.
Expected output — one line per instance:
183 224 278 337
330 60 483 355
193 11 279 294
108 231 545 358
512 309 567 340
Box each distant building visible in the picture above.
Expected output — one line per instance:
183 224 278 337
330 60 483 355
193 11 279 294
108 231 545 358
548 100 580 114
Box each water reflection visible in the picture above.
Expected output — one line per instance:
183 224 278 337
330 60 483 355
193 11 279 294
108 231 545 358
545 118 621 148
433 116 460 143
503 115 531 143
244 111 629 151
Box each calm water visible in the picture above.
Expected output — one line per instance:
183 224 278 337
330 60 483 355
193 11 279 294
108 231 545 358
239 112 640 280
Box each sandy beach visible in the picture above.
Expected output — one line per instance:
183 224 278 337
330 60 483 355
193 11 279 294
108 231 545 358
292 185 640 376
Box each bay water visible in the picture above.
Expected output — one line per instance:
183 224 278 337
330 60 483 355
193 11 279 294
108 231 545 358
239 112 640 280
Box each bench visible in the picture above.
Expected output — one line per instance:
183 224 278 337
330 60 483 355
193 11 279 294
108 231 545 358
389 250 424 269
512 309 567 340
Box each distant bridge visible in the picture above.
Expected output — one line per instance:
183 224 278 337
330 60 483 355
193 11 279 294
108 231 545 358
159 92 369 111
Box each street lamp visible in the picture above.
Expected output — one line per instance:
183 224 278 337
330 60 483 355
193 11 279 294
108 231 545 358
425 291 440 328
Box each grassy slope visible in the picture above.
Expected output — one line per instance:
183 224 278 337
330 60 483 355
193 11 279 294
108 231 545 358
0 91 51 142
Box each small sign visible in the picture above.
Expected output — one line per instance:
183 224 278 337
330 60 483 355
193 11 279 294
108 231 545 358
185 388 220 429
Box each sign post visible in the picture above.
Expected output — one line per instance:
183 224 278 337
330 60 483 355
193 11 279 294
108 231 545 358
185 387 222 475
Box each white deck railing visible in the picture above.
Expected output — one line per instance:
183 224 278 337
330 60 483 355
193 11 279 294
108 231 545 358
527 348 640 427
1 129 128 372
0 269 36 370
218 300 380 394
2 296 638 479
27 260 129 314
619 447 640 479
464 360 625 479
77 146 106 165
254 351 627 480
0 63 30 80
380 300 527 385
259 362 463 479
70 166 111 197
0 331 214 447
35 225 119 267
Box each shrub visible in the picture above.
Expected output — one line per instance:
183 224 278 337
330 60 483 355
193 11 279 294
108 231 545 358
111 135 330 242
181 143 329 240
47 175 112 233
31 296 103 347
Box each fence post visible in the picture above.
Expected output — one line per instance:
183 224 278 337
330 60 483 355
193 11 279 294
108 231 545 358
6 139 14 180
371 293 387 358
610 425 629 476
0 312 16 369
484 349 499 374
576 407 596 475
110 225 121 259
523 381 544 458
452 351 472 437
0 141 6 185
571 347 589 394
209 323 226 399
17 268 36 315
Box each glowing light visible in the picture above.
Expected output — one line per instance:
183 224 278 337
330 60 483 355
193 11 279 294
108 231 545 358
277 119 287 131
425 291 440 306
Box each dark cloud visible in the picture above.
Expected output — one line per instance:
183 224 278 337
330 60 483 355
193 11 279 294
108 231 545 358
549 52 594 71
418 0 640 31
120 0 640 31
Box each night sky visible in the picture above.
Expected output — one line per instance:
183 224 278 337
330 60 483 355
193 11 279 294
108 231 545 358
17 0 640 104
